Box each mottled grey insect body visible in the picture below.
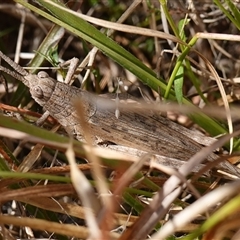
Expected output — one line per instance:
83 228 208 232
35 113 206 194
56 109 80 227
0 51 234 169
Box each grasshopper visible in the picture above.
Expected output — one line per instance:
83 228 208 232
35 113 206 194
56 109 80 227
0 51 238 175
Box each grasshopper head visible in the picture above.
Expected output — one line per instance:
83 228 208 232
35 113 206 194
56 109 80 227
26 71 56 106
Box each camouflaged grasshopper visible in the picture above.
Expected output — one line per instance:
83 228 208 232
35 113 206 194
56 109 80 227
1 50 239 176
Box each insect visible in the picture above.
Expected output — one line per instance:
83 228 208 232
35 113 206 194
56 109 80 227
0 50 238 175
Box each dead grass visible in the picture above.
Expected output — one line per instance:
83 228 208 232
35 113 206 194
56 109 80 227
1 1 240 239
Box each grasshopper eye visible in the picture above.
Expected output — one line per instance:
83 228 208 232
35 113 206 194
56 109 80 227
33 86 43 99
38 71 49 78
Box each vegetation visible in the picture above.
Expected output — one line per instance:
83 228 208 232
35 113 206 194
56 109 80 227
1 0 240 239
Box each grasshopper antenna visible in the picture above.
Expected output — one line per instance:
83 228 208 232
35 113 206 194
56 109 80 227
0 51 30 87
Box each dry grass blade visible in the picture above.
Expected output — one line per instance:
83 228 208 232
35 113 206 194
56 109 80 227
17 124 60 172
119 130 240 240
195 50 233 152
152 180 240 239
13 197 138 227
0 214 118 239
149 159 202 200
98 153 152 232
113 154 152 196
0 184 75 202
73 99 115 238
17 144 44 173
65 142 102 239
93 93 240 123
40 0 186 46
